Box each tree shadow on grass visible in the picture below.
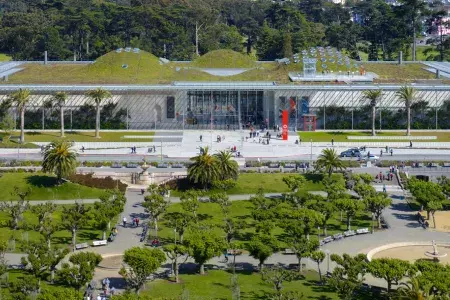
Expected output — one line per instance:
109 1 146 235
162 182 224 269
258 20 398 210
77 231 100 241
304 174 324 183
26 175 59 188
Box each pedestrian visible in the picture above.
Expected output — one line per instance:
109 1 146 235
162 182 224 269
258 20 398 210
385 146 388 153
110 287 116 296
153 145 156 152
299 138 302 145
200 135 202 142
224 251 229 263
390 173 393 181
130 147 133 153
132 218 136 227
81 146 85 153
122 217 127 227
410 140 413 147
331 138 334 146
380 149 383 157
136 218 140 227
390 148 393 156
141 189 145 195
383 184 386 193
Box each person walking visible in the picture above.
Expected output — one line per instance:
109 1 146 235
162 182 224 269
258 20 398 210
383 184 387 193
122 217 127 227
136 218 140 227
380 149 383 157
390 148 393 156
385 145 388 153
410 140 413 147
200 135 202 142
331 138 334 146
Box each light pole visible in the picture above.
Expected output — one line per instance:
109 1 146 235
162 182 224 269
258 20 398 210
174 228 177 245
325 250 330 276
310 139 313 162
371 212 375 234
317 226 321 239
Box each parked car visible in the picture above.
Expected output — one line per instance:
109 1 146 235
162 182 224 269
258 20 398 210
359 154 379 161
340 148 363 157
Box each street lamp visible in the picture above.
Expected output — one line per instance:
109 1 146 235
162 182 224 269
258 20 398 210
325 250 330 276
371 212 375 234
174 228 177 245
317 226 321 239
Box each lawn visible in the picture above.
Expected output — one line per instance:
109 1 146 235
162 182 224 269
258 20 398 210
143 270 338 299
1 130 154 142
0 53 11 61
298 131 450 142
6 49 435 84
0 172 106 200
169 173 330 197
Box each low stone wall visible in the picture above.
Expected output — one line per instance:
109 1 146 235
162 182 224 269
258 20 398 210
366 241 450 261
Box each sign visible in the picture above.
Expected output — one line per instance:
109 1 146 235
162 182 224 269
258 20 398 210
282 110 288 140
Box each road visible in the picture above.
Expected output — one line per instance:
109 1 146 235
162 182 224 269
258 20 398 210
3 152 450 163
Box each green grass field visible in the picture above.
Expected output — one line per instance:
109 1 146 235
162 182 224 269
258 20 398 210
169 173 332 197
0 172 106 200
298 131 450 142
1 130 154 142
6 49 435 84
143 270 338 299
0 53 12 61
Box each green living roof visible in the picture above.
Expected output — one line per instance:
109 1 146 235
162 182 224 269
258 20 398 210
4 50 437 85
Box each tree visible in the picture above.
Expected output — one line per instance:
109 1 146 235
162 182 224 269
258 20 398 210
5 88 31 143
400 0 427 61
214 150 238 180
94 191 125 240
163 244 188 283
209 192 231 216
30 201 57 233
183 230 226 275
42 140 77 184
57 252 102 291
328 254 368 300
363 89 383 136
364 192 392 229
427 200 442 228
188 146 220 188
310 251 326 284
315 200 335 236
396 86 417 136
180 190 200 221
354 182 376 199
165 211 192 243
62 202 90 252
246 235 277 271
368 258 411 292
8 275 39 300
41 218 60 249
119 247 166 294
407 178 446 220
0 197 29 230
48 91 68 137
315 148 346 177
334 197 363 230
282 175 306 192
395 276 433 300
85 88 112 138
261 264 296 300
0 115 15 143
288 237 319 273
143 193 170 238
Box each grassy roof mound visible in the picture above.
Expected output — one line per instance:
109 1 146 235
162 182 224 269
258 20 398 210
192 49 256 68
85 50 164 77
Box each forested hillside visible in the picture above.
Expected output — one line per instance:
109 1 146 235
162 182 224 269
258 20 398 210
0 0 444 61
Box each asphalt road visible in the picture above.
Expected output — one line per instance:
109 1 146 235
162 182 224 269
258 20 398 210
4 153 450 162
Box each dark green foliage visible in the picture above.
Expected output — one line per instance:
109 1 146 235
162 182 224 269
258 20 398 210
68 173 127 192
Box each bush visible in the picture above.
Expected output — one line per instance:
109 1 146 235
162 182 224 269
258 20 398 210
68 173 127 192
212 179 237 190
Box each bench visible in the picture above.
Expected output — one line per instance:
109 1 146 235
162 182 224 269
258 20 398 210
443 162 450 167
111 163 122 168
269 163 280 168
227 249 242 256
288 263 306 270
356 228 370 234
417 163 425 168
92 240 107 247
172 164 184 168
323 236 334 243
157 164 169 168
126 163 138 168
429 163 439 168
333 233 344 240
283 248 295 255
344 230 356 237
284 163 296 168
75 243 89 250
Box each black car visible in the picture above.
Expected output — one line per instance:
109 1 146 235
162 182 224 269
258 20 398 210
340 149 361 157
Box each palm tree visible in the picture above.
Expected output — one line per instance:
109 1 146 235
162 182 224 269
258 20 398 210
7 89 31 143
363 89 383 136
188 146 220 188
48 91 68 138
396 86 417 136
42 140 77 184
395 276 433 300
214 150 238 180
85 88 112 138
315 148 346 177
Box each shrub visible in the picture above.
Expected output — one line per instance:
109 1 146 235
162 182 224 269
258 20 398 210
212 179 237 190
68 173 127 192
